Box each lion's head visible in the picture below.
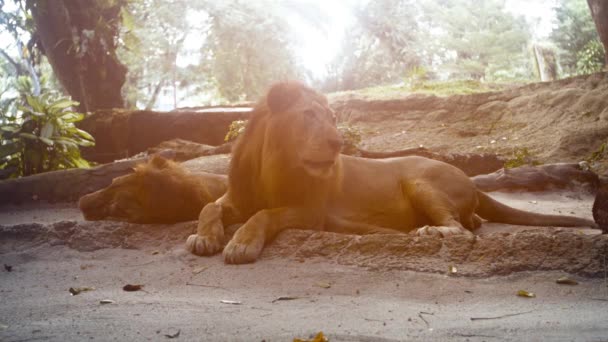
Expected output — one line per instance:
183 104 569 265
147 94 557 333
79 156 225 223
229 81 343 213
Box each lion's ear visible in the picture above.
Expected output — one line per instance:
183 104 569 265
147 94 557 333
266 81 303 114
148 155 169 169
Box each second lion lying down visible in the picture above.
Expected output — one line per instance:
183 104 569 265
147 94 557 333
183 81 596 264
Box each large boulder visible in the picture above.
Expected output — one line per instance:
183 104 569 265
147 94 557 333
78 108 251 163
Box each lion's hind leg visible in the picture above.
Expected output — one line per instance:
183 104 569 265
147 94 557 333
402 180 474 237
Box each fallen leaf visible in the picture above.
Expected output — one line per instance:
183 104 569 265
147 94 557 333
220 299 242 305
151 251 159 255
164 329 180 339
69 286 95 295
315 282 331 289
294 331 328 342
99 299 115 304
123 284 143 292
517 290 536 298
272 296 300 303
192 266 209 274
448 265 458 274
556 277 578 285
4 264 12 272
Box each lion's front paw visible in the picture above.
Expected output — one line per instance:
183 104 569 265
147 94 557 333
222 230 265 264
185 233 223 256
415 225 472 238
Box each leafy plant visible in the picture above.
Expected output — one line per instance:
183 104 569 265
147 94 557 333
224 120 248 142
587 141 607 163
0 81 95 178
404 66 428 89
504 147 539 168
576 39 606 75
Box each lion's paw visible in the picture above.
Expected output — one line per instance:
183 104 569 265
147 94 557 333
185 233 223 256
415 225 472 238
222 231 265 264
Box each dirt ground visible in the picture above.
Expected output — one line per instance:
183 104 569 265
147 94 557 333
1 190 606 341
2 74 608 341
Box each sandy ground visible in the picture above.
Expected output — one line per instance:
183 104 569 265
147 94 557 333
1 190 607 341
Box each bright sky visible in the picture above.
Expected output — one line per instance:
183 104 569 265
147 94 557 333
290 0 557 78
1 0 558 81
286 0 362 79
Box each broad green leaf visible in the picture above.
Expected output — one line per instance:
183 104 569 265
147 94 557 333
54 138 78 148
60 112 85 123
49 99 79 112
72 157 90 168
0 125 20 133
41 122 54 139
19 105 45 117
76 139 95 147
19 132 38 140
39 137 54 146
25 95 44 113
74 128 95 141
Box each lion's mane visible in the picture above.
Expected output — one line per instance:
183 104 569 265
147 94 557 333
228 81 342 218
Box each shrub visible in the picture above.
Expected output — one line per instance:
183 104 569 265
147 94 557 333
0 82 95 178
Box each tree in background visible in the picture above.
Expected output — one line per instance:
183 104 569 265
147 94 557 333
422 0 532 81
550 0 605 75
321 0 423 92
1 0 96 178
118 0 205 109
25 1 128 112
119 1 305 106
200 2 303 102
586 0 608 67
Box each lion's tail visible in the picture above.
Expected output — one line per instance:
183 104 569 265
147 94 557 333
475 190 597 228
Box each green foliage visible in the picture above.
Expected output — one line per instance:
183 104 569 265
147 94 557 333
504 147 539 168
202 3 302 102
321 0 534 92
404 66 429 89
576 39 606 75
119 1 305 108
0 77 94 178
422 0 533 81
550 0 605 75
224 119 247 142
322 0 423 92
588 141 607 163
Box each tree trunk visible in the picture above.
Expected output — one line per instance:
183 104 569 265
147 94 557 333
587 0 608 66
29 0 127 112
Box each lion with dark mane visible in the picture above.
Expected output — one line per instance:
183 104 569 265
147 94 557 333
185 81 597 264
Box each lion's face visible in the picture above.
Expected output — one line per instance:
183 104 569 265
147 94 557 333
78 156 203 223
79 172 148 222
265 84 343 179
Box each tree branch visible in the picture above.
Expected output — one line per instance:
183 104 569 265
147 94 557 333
0 48 26 75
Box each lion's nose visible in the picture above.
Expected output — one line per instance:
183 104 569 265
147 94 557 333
328 137 343 152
